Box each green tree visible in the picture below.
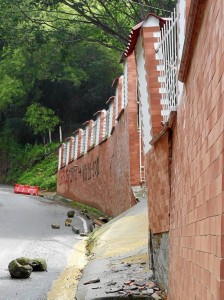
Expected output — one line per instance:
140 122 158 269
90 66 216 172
25 103 60 143
1 0 177 52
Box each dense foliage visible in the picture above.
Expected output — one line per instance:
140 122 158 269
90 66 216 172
0 0 176 187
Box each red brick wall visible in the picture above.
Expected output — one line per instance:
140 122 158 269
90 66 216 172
186 0 192 23
139 2 224 298
167 1 224 299
145 133 170 233
57 109 136 217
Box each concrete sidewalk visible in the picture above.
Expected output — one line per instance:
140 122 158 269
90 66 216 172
75 198 163 300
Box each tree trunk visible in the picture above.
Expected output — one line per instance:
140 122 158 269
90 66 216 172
59 126 62 143
49 130 52 143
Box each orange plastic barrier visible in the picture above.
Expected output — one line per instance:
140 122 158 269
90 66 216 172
14 184 39 196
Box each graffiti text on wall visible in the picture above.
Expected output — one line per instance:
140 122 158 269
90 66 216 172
82 157 99 182
58 157 100 185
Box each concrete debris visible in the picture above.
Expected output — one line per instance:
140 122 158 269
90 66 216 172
145 281 156 288
67 211 75 218
72 226 80 234
141 290 150 295
80 232 88 237
118 291 127 295
51 224 60 229
98 216 109 223
65 218 72 226
134 281 146 286
120 279 162 297
85 276 163 297
83 277 100 285
151 292 162 299
127 285 138 290
124 280 133 285
92 218 104 227
85 214 91 220
107 281 117 286
128 290 140 295
105 288 124 294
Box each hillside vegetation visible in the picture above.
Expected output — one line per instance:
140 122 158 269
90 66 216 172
2 143 59 190
0 0 176 188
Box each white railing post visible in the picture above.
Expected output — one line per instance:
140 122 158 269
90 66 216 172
91 121 97 146
62 143 66 166
58 146 62 170
66 140 70 165
71 137 75 161
105 110 110 137
74 134 78 159
158 9 178 123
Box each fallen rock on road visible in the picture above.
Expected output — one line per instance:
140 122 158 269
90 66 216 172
8 259 33 279
8 257 47 279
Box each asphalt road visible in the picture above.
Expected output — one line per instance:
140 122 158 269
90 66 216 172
0 185 87 300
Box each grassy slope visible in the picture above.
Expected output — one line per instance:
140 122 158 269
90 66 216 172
3 143 59 191
18 150 58 190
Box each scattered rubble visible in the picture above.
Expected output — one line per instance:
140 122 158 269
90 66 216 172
83 277 100 285
72 226 80 234
105 287 124 294
151 292 162 299
80 233 88 237
84 214 91 220
92 218 104 227
98 216 109 223
51 224 60 229
32 258 47 271
8 257 47 279
65 218 72 226
102 278 163 298
107 280 117 286
67 210 75 218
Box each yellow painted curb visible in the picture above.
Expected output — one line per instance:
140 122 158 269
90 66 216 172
47 239 88 300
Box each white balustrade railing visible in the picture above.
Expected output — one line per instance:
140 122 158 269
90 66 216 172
157 9 178 123
81 130 86 154
91 121 97 146
71 137 75 160
104 110 110 137
62 143 66 166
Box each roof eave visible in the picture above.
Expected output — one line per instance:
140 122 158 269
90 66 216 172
120 13 167 63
